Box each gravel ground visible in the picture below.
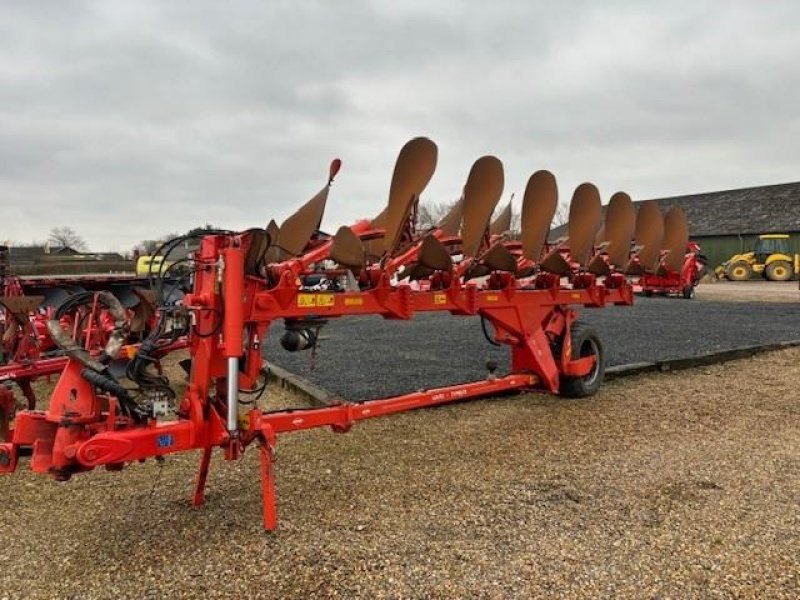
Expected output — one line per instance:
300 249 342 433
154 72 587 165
266 296 800 401
0 348 798 598
696 281 800 303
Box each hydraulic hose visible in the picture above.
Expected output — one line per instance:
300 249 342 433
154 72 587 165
47 290 129 372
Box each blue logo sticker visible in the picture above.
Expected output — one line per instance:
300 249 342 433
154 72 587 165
156 434 175 449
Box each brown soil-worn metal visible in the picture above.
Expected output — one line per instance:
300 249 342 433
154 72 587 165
328 158 342 184
587 254 611 276
132 287 156 305
0 296 44 316
661 206 689 272
130 288 156 333
634 200 664 272
370 208 387 229
539 250 572 275
363 238 384 261
278 184 329 257
460 156 505 257
521 170 558 262
538 181 601 276
603 192 636 268
482 243 517 273
129 301 153 333
330 226 366 270
266 219 280 247
417 235 452 272
272 157 341 261
382 137 438 255
464 264 490 279
402 263 433 280
263 220 282 264
2 320 18 343
437 197 464 237
625 261 644 276
594 224 607 244
489 202 512 237
244 229 270 276
567 183 602 267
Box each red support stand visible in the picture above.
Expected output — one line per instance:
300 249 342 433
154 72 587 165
192 446 213 508
259 427 277 531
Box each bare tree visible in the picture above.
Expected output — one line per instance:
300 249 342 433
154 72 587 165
186 223 217 236
48 226 88 251
137 239 160 254
551 202 570 229
509 211 522 240
134 225 213 256
417 200 458 230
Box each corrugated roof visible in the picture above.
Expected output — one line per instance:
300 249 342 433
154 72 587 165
548 181 800 240
6 245 73 258
7 246 47 260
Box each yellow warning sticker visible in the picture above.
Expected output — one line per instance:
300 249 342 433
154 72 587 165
344 297 364 306
297 294 316 308
317 294 335 307
572 293 581 300
434 293 447 305
297 293 336 308
485 294 499 302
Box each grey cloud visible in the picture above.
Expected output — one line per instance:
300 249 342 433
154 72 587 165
0 0 798 250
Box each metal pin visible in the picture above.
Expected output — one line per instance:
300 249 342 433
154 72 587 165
227 356 239 434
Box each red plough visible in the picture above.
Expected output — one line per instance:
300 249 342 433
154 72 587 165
639 241 705 299
1 137 684 531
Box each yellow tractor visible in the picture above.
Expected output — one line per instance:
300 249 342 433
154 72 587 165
135 255 172 276
716 234 799 281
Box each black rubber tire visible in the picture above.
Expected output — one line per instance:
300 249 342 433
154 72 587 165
765 261 793 282
643 289 654 297
725 261 752 281
682 285 696 299
558 321 605 398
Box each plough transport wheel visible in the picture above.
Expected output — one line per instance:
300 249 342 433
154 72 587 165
557 321 605 398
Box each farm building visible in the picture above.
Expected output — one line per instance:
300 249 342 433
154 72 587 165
550 181 800 270
3 244 130 275
4 244 79 267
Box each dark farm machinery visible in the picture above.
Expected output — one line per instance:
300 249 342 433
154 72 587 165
0 246 190 438
0 137 688 531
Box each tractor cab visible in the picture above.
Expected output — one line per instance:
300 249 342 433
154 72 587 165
753 235 790 265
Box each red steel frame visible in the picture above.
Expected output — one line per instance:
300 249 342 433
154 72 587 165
0 234 633 530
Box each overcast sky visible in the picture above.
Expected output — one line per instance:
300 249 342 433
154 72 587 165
1 1 797 251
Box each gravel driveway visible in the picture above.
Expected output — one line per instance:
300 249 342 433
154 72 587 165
0 348 797 598
266 296 800 401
